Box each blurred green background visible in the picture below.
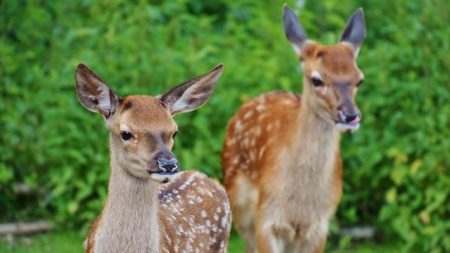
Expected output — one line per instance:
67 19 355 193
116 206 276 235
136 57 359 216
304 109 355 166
1 0 449 252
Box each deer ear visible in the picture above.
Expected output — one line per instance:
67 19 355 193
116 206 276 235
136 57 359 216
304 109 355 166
160 64 224 115
340 8 366 57
283 4 308 55
75 64 120 118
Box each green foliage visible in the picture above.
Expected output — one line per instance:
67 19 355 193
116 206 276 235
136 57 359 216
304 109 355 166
1 0 448 252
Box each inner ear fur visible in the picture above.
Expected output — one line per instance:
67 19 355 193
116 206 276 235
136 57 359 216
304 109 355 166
75 63 120 118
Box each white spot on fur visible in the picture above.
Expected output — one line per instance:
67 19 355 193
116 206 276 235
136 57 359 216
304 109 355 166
195 196 203 203
221 216 228 228
226 138 236 146
282 100 294 105
256 104 265 112
258 113 267 121
235 120 243 133
244 110 253 119
179 174 196 190
259 146 266 158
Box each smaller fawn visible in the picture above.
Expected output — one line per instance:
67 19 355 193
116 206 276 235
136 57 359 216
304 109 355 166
75 63 231 253
222 5 366 253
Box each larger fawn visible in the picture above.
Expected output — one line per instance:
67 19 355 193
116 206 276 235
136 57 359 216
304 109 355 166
75 63 231 253
222 5 366 253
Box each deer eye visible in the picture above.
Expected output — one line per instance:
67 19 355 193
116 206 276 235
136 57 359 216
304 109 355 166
311 77 324 87
120 131 134 141
172 130 179 139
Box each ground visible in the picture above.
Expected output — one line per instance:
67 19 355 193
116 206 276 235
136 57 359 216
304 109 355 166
0 231 398 253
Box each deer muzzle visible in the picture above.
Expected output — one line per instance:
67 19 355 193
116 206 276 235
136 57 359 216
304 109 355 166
148 153 180 183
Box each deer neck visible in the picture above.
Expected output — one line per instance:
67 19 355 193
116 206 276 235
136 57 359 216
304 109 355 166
94 137 160 253
288 94 340 178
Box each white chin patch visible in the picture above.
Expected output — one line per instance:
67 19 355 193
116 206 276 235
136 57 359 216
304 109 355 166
150 173 179 183
336 123 360 132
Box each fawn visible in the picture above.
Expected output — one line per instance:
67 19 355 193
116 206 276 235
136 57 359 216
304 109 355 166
221 5 366 253
75 63 231 253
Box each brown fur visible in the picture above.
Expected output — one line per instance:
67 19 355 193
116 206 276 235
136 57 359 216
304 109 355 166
159 172 231 252
84 96 231 253
222 42 363 253
76 63 230 253
86 171 231 253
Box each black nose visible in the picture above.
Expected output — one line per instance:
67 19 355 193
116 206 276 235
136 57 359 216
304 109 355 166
342 112 361 124
157 158 179 173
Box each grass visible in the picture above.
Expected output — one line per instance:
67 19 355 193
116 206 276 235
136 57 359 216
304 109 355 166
0 231 398 252
329 240 400 253
0 231 84 253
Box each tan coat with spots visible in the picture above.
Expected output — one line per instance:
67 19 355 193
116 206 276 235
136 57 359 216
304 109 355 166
222 6 366 253
85 171 231 253
75 63 231 253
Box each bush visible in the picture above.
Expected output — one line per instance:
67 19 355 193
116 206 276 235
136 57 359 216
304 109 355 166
1 0 448 252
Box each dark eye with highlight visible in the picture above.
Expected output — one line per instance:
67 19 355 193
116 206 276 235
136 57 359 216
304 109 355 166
311 77 324 87
172 130 179 139
357 80 364 87
120 131 134 141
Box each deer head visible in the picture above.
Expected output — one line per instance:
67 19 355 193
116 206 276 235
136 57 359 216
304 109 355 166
284 5 366 132
75 64 224 183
